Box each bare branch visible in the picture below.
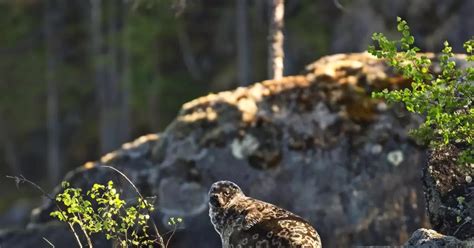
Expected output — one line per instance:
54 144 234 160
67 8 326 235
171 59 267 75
42 237 55 248
5 175 84 248
6 175 54 200
165 224 178 248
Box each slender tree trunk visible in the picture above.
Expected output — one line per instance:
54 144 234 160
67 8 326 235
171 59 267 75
107 0 130 145
105 0 119 152
236 0 251 85
90 0 130 154
44 0 61 185
90 0 110 154
90 0 106 152
177 24 201 80
0 115 20 175
119 0 131 144
148 88 160 130
268 0 285 79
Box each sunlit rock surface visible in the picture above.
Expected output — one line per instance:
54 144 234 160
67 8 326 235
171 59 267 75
1 53 457 247
405 228 474 248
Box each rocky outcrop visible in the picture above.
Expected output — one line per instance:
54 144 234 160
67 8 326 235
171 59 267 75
0 222 109 247
423 145 474 240
0 53 447 247
405 228 474 248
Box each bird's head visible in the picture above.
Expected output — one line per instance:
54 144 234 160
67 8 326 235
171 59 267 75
208 181 244 209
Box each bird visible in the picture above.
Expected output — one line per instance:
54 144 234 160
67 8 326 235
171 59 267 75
208 180 322 248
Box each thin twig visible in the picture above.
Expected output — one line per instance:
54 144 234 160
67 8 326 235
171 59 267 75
67 223 84 248
42 237 55 248
76 214 93 247
5 175 84 248
98 166 143 198
6 175 54 200
453 217 472 236
165 224 178 248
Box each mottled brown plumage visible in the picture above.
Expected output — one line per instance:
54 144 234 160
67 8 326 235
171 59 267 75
209 181 321 248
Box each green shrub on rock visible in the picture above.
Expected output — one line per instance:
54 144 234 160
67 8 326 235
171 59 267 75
369 17 473 165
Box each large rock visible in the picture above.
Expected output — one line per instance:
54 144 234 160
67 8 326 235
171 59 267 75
0 222 110 247
423 145 474 240
405 228 474 248
1 53 435 247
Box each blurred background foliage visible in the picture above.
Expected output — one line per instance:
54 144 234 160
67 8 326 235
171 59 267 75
0 0 472 225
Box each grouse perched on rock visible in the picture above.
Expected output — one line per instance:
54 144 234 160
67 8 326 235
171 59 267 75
209 181 321 248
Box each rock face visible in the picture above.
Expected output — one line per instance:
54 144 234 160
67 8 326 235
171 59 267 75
0 53 435 247
0 222 109 247
423 145 474 240
405 228 474 248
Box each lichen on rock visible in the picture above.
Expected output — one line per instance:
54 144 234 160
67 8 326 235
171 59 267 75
405 228 474 248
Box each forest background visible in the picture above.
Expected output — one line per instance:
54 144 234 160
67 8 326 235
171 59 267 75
0 0 472 228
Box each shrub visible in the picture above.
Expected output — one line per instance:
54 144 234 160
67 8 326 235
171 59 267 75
368 17 473 165
51 180 158 247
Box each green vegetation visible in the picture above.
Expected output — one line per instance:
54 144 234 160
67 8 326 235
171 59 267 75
7 166 183 247
50 180 164 247
369 17 473 164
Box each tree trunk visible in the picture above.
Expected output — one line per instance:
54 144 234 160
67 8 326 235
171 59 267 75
0 115 20 175
236 0 251 85
44 0 62 185
90 0 130 154
119 0 131 146
104 0 120 153
148 88 160 130
177 24 201 80
107 0 130 147
90 0 106 153
268 0 285 80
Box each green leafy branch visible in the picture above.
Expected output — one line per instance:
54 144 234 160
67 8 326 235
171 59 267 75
50 180 156 247
6 165 182 248
369 17 473 164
